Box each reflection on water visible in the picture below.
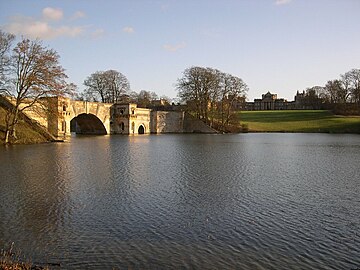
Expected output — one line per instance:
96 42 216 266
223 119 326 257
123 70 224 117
1 134 360 269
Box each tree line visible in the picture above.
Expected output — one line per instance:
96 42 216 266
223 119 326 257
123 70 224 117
297 69 360 113
78 71 171 107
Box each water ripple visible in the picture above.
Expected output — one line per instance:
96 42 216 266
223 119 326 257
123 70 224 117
1 134 360 269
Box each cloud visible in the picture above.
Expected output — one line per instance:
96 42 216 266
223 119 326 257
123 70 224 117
54 26 84 38
163 42 187 52
3 8 94 40
275 0 292 5
5 15 85 39
92 28 105 39
122 26 134 34
5 16 85 39
42 7 63 21
71 11 86 20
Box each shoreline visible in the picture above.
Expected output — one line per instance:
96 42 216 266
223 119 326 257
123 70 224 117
2 130 360 146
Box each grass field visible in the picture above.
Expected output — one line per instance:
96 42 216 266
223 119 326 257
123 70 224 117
239 110 360 133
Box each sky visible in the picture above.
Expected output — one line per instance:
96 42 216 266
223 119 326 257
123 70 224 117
0 0 359 101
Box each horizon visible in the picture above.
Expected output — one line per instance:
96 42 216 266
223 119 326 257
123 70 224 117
1 0 359 101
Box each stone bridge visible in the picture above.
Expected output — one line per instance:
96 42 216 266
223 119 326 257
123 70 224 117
5 96 217 139
50 97 113 138
5 96 113 139
50 97 168 138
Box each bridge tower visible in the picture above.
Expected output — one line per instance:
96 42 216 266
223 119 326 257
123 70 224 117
111 103 151 135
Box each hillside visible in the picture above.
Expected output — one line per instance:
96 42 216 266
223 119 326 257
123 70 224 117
0 105 52 145
239 110 360 133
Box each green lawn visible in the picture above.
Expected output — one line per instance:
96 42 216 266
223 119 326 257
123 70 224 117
239 110 360 133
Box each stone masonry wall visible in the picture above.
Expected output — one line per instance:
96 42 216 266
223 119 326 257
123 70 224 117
150 111 184 133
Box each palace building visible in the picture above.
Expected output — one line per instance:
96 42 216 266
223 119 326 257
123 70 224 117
245 91 288 110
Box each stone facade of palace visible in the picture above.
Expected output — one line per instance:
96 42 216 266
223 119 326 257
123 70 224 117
245 92 288 111
233 91 318 111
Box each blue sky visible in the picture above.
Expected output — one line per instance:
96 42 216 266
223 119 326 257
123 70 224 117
1 0 359 101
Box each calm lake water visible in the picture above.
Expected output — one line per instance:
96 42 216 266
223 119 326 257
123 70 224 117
0 133 360 269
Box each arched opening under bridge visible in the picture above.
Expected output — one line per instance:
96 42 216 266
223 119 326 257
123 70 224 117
70 113 107 135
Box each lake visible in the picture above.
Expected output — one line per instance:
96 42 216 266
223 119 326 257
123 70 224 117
0 133 359 269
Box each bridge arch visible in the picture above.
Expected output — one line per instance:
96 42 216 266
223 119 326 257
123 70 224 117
138 124 145 134
70 113 107 135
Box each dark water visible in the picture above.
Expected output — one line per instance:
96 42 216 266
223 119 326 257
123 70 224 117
0 133 359 269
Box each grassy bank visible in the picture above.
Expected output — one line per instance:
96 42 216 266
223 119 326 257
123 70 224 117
0 106 50 144
239 110 360 133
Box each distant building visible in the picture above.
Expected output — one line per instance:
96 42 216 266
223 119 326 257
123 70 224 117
230 95 247 110
293 90 306 109
246 91 288 111
292 90 324 110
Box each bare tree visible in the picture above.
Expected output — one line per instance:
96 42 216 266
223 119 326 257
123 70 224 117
0 30 15 89
104 70 130 103
218 73 248 127
2 37 70 144
325 79 347 104
135 90 158 107
83 70 130 103
177 66 247 129
344 69 360 104
302 86 325 109
83 71 106 102
177 67 220 122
